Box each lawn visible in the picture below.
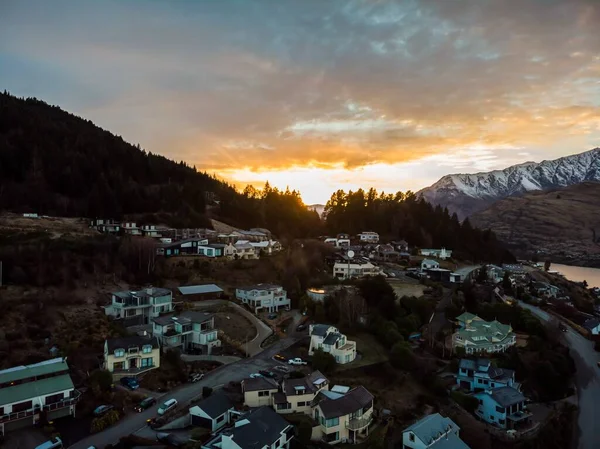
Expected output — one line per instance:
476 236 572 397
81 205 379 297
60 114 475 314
336 333 388 371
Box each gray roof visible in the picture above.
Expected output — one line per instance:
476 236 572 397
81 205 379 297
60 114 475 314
195 392 234 419
583 318 600 330
458 358 490 371
242 377 279 392
114 287 172 298
488 387 526 407
318 386 373 419
403 413 465 448
282 371 328 396
224 406 290 449
178 284 224 295
323 332 342 345
208 243 227 249
152 312 214 326
106 336 159 353
0 358 69 385
310 324 331 337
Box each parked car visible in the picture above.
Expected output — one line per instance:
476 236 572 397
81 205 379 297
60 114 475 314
259 370 277 378
249 373 263 378
188 372 204 383
93 405 114 417
273 365 290 373
267 313 278 320
156 433 186 448
296 324 307 332
273 354 286 361
288 358 307 365
134 397 156 412
120 376 139 390
157 398 178 415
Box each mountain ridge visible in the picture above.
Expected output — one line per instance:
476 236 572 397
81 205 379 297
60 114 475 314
418 148 600 218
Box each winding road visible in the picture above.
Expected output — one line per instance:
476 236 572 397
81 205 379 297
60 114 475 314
519 301 600 449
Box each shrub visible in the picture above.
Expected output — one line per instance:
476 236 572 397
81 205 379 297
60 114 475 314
390 342 415 370
90 409 120 433
311 348 336 374
288 371 305 379
89 369 113 395
451 391 479 413
202 386 213 398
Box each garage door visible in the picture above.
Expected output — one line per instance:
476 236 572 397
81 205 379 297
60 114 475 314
191 415 212 429
47 407 72 422
459 381 471 390
3 416 34 432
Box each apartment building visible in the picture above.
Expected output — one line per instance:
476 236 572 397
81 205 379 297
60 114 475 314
104 287 173 325
235 284 291 314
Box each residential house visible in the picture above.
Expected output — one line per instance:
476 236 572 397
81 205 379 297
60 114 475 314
250 240 282 256
456 358 517 392
474 387 531 429
337 233 350 240
502 264 525 273
393 240 409 252
333 261 381 280
453 313 516 354
533 282 561 299
198 243 226 258
104 287 173 325
401 413 471 449
238 229 270 242
156 238 208 257
103 336 160 378
450 273 463 283
312 385 374 445
152 311 221 355
250 228 272 239
421 259 440 270
425 268 451 283
223 240 258 259
273 371 329 415
375 244 399 262
235 284 291 314
0 358 80 435
122 222 142 236
142 224 164 238
202 406 293 449
419 248 452 260
309 325 357 364
486 265 505 283
190 392 236 432
358 232 379 243
324 238 339 246
583 318 600 336
90 218 120 234
242 377 279 408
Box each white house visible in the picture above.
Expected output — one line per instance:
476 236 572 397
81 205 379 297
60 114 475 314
152 311 221 354
358 232 379 243
104 287 173 325
224 241 259 259
235 284 291 314
249 240 282 256
190 392 236 432
309 324 357 364
402 413 471 449
333 261 381 280
419 248 452 260
421 259 439 270
272 371 329 415
0 358 80 436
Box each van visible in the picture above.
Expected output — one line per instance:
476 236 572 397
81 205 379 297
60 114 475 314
34 438 63 449
157 398 178 415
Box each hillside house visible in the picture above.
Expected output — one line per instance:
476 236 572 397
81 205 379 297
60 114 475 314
419 248 452 260
358 232 379 243
178 284 224 300
250 240 282 256
223 241 258 259
474 387 531 429
533 282 561 298
90 218 120 234
312 386 374 445
486 265 505 283
242 377 279 408
583 318 600 335
425 268 452 283
122 222 142 235
152 311 221 355
309 325 357 364
197 243 226 258
421 259 439 270
103 336 160 378
0 358 80 436
453 313 516 354
235 284 291 314
402 413 471 449
333 261 381 280
104 287 173 325
156 237 208 257
272 371 329 416
456 358 517 392
190 392 237 432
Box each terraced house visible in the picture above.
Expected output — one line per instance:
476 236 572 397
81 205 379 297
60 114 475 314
152 311 221 355
104 287 173 325
0 358 80 436
309 325 357 364
452 313 516 355
103 336 160 378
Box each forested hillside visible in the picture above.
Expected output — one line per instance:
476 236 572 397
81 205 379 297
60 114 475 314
324 188 513 263
0 92 321 236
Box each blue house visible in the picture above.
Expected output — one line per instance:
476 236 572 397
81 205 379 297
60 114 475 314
456 358 517 392
474 387 531 429
402 413 471 449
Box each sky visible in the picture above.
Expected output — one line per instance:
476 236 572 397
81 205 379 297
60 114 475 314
1 0 599 204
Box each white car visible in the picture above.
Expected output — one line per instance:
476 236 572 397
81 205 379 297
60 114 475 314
157 398 178 415
288 358 307 366
249 373 263 378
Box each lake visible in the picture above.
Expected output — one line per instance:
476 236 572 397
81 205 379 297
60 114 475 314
551 263 600 289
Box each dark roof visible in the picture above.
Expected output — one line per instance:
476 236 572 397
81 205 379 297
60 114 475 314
282 371 328 396
583 318 600 330
323 332 342 345
152 315 175 326
318 386 373 419
242 377 278 392
106 336 159 353
152 312 215 326
195 392 234 419
226 406 290 449
458 358 490 371
488 367 514 380
272 392 287 404
488 387 526 407
310 324 331 337
208 243 227 249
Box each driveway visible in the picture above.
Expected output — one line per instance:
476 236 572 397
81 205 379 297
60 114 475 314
68 336 299 449
519 301 600 449
192 300 273 356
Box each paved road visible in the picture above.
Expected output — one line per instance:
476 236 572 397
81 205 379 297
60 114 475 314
180 355 241 364
69 337 297 449
519 301 600 449
193 300 273 356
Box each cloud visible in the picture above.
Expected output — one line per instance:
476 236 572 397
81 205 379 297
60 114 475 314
1 0 599 201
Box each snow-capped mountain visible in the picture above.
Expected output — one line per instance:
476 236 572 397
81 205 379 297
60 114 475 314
418 148 600 219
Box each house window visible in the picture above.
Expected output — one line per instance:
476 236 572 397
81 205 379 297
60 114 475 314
499 419 506 425
478 399 483 405
483 380 489 385
490 415 495 421
12 400 33 413
45 392 65 405
142 345 152 354
326 417 339 428
496 406 505 413
114 349 125 358
409 433 415 442
141 357 153 368
258 391 270 397
216 414 225 423
113 362 125 371
297 401 306 407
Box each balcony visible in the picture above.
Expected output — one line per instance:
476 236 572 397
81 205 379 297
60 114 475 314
346 415 373 431
0 391 81 423
112 364 156 376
